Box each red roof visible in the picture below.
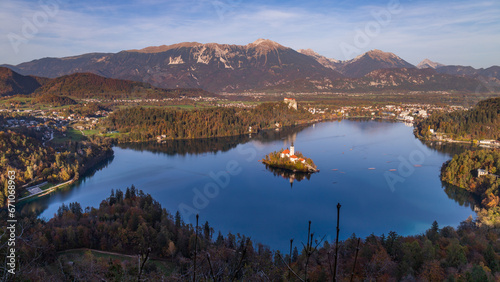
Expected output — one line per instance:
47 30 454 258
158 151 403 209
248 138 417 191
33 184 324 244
290 155 298 159
282 149 290 154
299 158 305 161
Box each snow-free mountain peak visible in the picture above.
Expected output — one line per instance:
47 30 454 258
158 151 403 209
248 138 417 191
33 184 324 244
417 58 445 69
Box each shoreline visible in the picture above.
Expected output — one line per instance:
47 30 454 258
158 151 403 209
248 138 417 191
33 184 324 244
17 148 114 204
261 160 319 173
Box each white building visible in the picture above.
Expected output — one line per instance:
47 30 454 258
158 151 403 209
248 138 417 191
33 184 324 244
284 98 298 110
477 169 488 177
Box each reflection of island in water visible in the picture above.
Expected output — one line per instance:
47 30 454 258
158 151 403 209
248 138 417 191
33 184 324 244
119 124 313 156
264 164 313 187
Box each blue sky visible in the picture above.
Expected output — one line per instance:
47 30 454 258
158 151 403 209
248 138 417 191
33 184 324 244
1 0 499 68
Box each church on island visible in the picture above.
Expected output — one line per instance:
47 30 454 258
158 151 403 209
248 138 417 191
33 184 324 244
280 144 306 164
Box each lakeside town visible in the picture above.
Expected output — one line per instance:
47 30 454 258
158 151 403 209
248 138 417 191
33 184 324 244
3 98 498 147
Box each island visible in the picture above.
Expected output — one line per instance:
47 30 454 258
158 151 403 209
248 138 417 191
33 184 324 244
261 144 319 173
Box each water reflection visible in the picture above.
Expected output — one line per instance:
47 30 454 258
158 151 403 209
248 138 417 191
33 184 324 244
17 120 479 251
421 140 477 156
441 181 481 212
263 164 313 188
118 124 311 156
18 156 115 217
421 140 482 212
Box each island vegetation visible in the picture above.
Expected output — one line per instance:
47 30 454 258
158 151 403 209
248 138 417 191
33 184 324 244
261 148 318 173
2 188 499 281
441 149 500 227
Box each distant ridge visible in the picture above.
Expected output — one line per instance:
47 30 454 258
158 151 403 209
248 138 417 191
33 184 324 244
2 39 344 92
0 67 47 97
336 49 416 78
417 59 445 69
2 39 499 93
298 48 415 78
0 68 215 98
128 42 203 53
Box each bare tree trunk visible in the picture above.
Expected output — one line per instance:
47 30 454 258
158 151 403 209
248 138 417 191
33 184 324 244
193 214 199 282
138 247 151 282
350 238 361 282
304 221 311 281
333 203 341 282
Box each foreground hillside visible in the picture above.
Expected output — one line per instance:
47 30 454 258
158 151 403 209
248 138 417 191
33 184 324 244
3 188 499 281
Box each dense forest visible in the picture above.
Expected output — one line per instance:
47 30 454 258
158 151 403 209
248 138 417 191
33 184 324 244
0 67 47 97
106 102 314 142
32 72 214 99
441 149 500 227
0 130 113 207
33 94 77 106
2 188 499 281
417 97 500 140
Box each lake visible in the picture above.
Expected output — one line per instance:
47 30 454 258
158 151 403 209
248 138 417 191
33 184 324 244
20 120 477 252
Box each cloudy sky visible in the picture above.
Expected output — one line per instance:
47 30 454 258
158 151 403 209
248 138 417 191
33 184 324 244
1 0 499 68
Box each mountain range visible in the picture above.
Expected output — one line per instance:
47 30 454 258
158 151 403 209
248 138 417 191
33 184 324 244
1 39 499 94
0 67 213 98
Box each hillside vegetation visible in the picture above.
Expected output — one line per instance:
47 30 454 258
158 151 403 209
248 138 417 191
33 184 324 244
33 94 77 106
3 189 499 281
106 102 313 142
32 72 209 99
0 130 112 206
0 67 47 96
417 97 500 140
441 149 500 226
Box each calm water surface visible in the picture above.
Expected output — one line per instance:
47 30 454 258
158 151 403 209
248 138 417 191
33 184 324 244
22 120 476 251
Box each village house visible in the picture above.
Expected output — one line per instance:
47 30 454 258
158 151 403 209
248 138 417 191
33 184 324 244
477 169 488 177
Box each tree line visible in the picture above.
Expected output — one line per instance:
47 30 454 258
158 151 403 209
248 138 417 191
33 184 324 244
105 102 314 142
441 149 500 227
32 72 213 99
2 188 499 281
262 149 317 172
417 97 500 140
0 130 113 207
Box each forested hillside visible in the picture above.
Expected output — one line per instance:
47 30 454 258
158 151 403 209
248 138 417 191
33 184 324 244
106 102 313 142
0 130 113 206
33 94 77 106
441 149 500 226
3 189 499 281
417 97 500 140
32 72 193 99
0 67 47 96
